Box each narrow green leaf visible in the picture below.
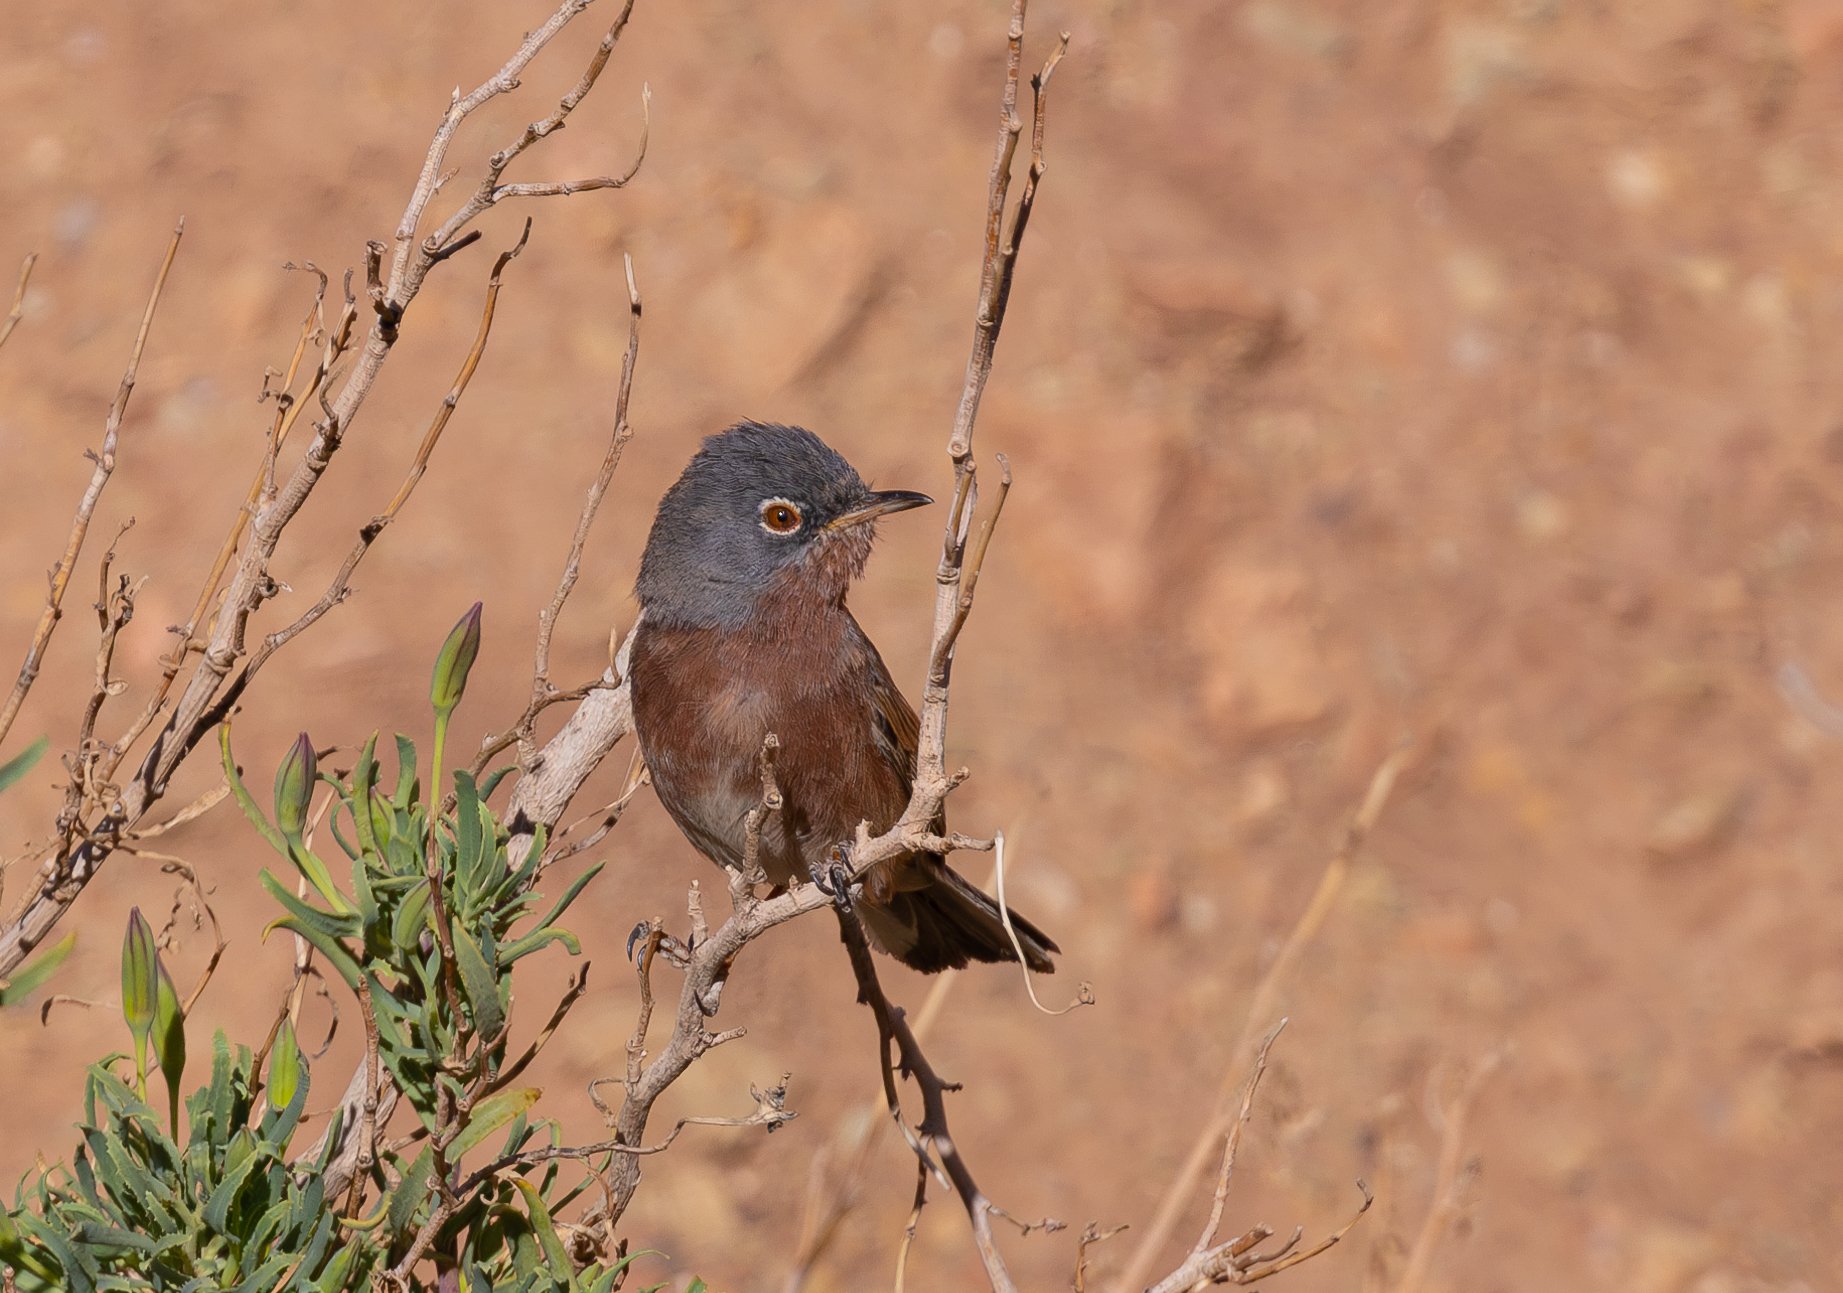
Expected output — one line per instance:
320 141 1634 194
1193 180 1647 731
351 732 381 854
286 840 354 918
312 1242 360 1293
220 723 291 859
451 919 505 1038
505 823 548 894
351 851 380 947
390 878 432 954
454 771 488 898
513 1178 576 1288
258 871 361 946
0 929 76 1006
267 1017 302 1112
257 1051 310 1150
447 1086 541 1162
385 1145 434 1236
202 1144 264 1233
517 862 603 946
497 926 581 966
0 734 48 794
367 788 394 853
478 763 516 800
327 802 362 862
393 734 419 808
261 889 364 991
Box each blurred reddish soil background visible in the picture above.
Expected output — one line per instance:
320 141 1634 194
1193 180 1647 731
4 1 1843 1290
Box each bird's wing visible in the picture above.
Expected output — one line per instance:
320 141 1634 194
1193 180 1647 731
851 617 920 786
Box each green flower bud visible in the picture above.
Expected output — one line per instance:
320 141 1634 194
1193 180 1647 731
430 602 484 719
121 908 158 1101
153 957 186 1130
274 733 316 844
121 908 158 1049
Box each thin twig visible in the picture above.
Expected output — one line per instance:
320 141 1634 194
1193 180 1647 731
251 222 531 669
1194 1020 1286 1257
423 0 648 256
783 925 968 1293
991 829 1092 1016
104 270 349 786
893 1159 929 1293
0 223 182 754
1392 1052 1501 1293
456 1075 793 1195
343 986 384 1219
828 909 1056 1293
1137 1022 1373 1293
0 252 37 355
1117 744 1411 1291
1074 1223 1130 1293
476 252 642 776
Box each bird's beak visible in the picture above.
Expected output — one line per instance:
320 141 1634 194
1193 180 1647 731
826 489 934 530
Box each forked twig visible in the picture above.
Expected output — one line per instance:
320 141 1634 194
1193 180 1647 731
240 221 533 672
1117 744 1411 1290
1392 1052 1502 1293
1195 1021 1287 1257
475 253 642 777
1140 1020 1373 1291
1 0 649 989
0 223 182 755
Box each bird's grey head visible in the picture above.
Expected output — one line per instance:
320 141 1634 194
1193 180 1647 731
636 421 932 628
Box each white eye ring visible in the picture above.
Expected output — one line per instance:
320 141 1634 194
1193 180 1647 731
759 497 804 535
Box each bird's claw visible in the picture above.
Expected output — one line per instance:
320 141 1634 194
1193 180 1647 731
625 921 694 969
812 856 855 911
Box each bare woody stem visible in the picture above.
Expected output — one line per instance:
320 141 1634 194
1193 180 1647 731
0 223 183 756
0 0 643 982
0 252 38 356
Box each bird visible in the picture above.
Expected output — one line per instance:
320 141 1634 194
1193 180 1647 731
629 420 1059 975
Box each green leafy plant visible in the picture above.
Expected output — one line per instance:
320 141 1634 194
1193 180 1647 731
1 609 657 1292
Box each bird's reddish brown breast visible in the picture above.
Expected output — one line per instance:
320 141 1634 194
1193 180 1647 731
630 611 909 885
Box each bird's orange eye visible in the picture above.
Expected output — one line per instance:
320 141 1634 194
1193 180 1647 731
759 499 803 534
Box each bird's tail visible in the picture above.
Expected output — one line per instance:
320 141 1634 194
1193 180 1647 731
858 864 1059 975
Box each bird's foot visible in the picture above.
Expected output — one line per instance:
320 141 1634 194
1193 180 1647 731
625 921 694 970
811 847 856 911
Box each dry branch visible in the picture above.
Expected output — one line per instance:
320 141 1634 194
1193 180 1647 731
1116 745 1411 1291
0 0 646 986
476 253 642 778
0 223 182 756
1391 1052 1501 1293
1138 1022 1373 1292
0 252 37 356
312 183 647 1200
524 7 1080 1286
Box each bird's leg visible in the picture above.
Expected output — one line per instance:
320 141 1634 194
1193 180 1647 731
811 843 857 911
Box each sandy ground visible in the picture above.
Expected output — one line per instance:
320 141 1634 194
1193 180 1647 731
4 1 1843 1290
